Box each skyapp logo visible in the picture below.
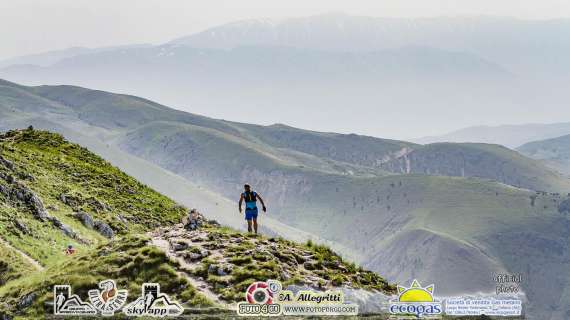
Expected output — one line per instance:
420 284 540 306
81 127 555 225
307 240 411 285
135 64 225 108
389 279 442 318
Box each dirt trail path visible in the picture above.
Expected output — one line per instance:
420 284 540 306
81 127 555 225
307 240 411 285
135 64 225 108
0 236 44 271
148 226 233 309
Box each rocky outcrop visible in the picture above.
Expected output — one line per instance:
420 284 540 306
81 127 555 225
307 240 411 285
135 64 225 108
94 221 114 239
0 166 82 240
150 222 394 304
0 155 49 221
16 292 36 310
13 220 30 235
48 217 76 239
58 193 83 209
0 179 49 221
0 156 99 243
72 210 114 238
73 211 94 229
0 156 14 171
26 193 48 221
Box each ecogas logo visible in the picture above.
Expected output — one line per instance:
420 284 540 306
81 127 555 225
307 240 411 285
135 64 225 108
389 279 442 318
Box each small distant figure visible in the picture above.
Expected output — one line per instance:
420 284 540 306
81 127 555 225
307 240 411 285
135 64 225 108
64 244 76 255
238 184 267 234
184 209 202 230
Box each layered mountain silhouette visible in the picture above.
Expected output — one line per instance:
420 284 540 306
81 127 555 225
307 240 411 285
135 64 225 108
416 123 570 148
2 14 570 139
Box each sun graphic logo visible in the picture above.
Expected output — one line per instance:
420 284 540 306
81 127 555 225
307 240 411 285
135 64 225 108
389 279 442 318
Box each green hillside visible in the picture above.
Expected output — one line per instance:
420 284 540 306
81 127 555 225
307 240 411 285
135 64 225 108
0 129 393 319
518 134 570 176
380 142 570 192
0 128 196 317
233 122 416 169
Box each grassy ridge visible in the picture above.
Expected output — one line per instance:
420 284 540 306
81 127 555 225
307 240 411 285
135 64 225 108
0 129 396 319
0 129 196 317
3 129 185 228
0 235 212 318
0 128 186 267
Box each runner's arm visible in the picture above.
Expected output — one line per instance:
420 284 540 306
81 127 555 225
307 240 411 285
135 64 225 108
238 194 244 213
257 194 267 212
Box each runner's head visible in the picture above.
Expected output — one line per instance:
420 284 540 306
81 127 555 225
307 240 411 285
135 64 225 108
244 184 251 192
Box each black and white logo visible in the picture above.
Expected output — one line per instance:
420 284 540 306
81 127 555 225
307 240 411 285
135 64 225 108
53 285 97 315
123 283 184 317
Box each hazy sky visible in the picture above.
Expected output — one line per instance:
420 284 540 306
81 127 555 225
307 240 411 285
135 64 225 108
1 0 570 60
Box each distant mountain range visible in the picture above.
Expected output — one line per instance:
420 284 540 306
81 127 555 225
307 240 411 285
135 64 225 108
415 123 570 149
1 13 570 138
169 13 570 73
7 13 570 75
0 44 151 68
2 78 570 319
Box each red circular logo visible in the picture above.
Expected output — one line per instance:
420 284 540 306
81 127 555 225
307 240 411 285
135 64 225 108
246 282 273 304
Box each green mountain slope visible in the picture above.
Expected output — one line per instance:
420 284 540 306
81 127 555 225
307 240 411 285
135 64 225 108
380 142 570 192
518 134 570 176
4 78 567 192
232 122 416 170
0 129 393 319
2 79 570 318
1 79 408 177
